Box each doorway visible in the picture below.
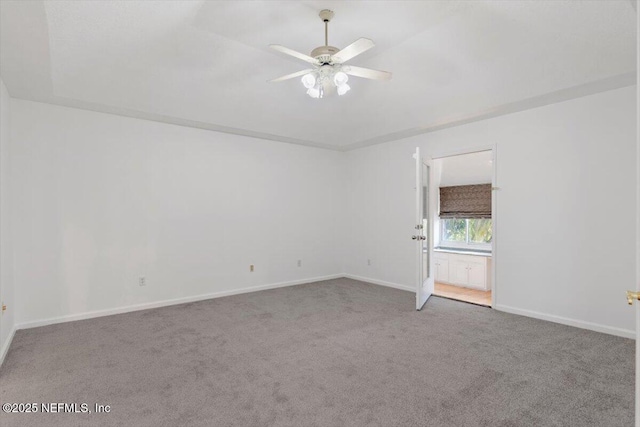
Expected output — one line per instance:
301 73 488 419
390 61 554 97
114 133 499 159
430 149 495 307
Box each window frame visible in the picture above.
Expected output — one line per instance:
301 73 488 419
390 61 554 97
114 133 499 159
440 218 492 251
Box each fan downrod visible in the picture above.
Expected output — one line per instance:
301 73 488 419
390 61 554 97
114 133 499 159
312 9 338 63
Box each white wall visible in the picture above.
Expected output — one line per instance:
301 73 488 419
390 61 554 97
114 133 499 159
345 85 637 337
5 86 637 339
10 100 346 327
437 150 493 187
0 78 15 362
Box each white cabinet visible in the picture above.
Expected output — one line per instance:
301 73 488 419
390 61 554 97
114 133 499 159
467 258 487 288
450 259 469 284
434 251 491 291
434 254 449 283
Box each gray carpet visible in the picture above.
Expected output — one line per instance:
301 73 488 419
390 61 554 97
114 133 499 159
0 278 634 427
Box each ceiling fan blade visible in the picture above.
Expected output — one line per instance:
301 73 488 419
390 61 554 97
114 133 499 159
331 38 375 64
343 65 392 81
268 69 314 83
269 44 320 65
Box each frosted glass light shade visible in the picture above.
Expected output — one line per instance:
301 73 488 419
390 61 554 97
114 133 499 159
337 83 350 96
333 71 348 86
301 73 316 89
307 87 321 98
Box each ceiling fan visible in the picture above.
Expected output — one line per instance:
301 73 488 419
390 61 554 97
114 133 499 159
268 9 392 98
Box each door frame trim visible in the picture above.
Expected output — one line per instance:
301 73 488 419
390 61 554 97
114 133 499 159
430 144 497 308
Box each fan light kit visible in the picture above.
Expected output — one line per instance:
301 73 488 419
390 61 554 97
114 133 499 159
268 9 392 99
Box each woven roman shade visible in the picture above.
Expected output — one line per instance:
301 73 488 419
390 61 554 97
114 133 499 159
439 184 492 219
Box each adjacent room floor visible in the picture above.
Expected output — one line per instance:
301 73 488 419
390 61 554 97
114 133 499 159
434 282 492 306
0 278 633 427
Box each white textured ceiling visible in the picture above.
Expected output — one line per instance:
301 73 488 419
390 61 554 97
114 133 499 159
0 0 637 150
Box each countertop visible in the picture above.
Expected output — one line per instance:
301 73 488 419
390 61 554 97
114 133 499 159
434 247 492 257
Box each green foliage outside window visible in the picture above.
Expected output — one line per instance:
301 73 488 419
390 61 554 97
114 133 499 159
442 218 492 245
442 219 466 242
469 219 492 244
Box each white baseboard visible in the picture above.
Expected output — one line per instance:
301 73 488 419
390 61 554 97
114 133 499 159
344 275 634 339
0 325 16 367
10 275 634 343
494 304 635 339
343 274 414 292
16 274 343 331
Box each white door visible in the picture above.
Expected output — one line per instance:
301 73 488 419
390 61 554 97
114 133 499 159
636 295 639 427
414 148 435 310
631 288 640 427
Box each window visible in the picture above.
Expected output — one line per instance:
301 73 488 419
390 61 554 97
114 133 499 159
441 218 492 247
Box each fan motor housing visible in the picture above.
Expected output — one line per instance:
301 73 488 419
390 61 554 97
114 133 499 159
311 45 339 64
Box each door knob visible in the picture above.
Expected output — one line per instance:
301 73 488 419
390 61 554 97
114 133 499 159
412 235 418 240
627 290 640 305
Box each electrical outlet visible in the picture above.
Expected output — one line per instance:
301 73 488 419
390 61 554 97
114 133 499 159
250 265 254 272
297 260 302 267
367 259 371 266
139 276 146 287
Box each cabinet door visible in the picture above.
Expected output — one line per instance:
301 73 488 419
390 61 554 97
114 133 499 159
450 260 469 286
467 259 486 289
435 259 449 283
